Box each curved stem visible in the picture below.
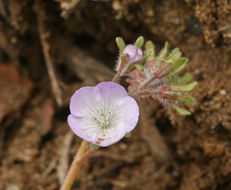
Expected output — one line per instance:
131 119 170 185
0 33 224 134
61 71 122 190
60 140 91 190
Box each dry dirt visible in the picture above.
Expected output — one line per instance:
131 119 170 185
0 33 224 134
0 0 231 190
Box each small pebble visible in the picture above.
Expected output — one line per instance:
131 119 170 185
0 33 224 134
112 0 122 11
220 89 226 95
6 184 20 190
119 143 127 151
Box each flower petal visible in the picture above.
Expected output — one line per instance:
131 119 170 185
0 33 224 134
68 114 90 141
68 114 125 147
117 96 139 133
70 86 100 117
68 81 140 147
96 82 128 100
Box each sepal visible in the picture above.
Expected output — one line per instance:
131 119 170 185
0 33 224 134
134 36 144 48
116 37 125 52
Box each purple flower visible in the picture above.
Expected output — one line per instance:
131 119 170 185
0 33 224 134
68 82 139 147
123 44 143 63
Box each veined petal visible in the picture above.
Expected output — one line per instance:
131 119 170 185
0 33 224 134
96 81 128 100
70 86 100 117
117 96 139 133
68 114 127 146
68 81 139 147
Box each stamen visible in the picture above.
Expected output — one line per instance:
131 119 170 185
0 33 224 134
94 111 114 130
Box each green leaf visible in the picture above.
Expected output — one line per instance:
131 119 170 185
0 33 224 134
135 64 144 71
143 52 151 59
172 105 191 115
169 57 188 76
170 73 192 85
157 42 169 62
178 95 196 105
167 48 182 63
116 37 125 52
145 41 155 60
135 36 144 48
90 143 100 150
172 57 187 70
173 81 198 92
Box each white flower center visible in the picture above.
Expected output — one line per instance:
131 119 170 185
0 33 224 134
93 111 113 129
83 97 123 135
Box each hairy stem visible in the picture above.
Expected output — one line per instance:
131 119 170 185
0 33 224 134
112 72 121 83
60 140 91 190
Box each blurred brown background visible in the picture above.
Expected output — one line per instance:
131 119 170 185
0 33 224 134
0 0 231 190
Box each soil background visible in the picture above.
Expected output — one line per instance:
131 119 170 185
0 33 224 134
0 0 231 190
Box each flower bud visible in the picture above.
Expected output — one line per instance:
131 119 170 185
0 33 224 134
123 44 143 63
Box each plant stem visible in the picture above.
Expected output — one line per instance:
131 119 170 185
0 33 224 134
61 71 122 190
60 140 90 190
112 72 121 83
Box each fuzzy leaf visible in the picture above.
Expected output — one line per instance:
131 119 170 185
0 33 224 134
172 57 187 70
170 73 192 85
116 37 125 52
178 95 196 105
135 36 144 48
135 64 144 71
167 48 182 63
143 52 151 59
145 41 155 60
169 58 187 76
172 81 198 92
157 42 169 62
172 105 191 115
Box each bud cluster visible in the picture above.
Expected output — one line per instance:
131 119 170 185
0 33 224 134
116 36 197 115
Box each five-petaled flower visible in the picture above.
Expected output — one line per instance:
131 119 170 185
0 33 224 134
68 82 139 147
